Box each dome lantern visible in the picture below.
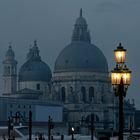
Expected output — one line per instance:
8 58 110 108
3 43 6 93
27 40 41 61
72 8 91 43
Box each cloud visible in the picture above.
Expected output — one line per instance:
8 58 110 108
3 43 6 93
96 0 140 14
96 1 122 13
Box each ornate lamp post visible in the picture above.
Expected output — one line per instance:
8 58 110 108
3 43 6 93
111 43 131 140
48 116 54 140
29 111 32 140
90 114 94 140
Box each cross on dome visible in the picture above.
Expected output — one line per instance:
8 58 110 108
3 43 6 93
80 8 82 17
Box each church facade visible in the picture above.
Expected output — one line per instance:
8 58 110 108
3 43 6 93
0 9 135 134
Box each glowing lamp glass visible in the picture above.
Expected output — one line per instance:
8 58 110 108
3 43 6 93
122 71 131 85
111 70 131 85
111 72 121 85
114 44 126 63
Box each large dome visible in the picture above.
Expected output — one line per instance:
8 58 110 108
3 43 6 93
54 42 108 73
54 9 108 73
19 41 52 82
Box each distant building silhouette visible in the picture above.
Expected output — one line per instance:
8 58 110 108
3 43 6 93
0 9 135 137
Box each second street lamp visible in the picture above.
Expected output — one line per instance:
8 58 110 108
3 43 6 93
71 127 74 140
111 43 131 140
114 43 126 64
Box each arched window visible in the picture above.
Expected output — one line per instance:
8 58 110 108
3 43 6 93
36 83 40 90
70 86 73 93
95 115 99 122
86 114 99 123
89 87 94 102
101 86 104 93
23 111 26 118
11 66 14 75
81 86 86 102
61 87 66 102
4 66 7 75
7 66 10 75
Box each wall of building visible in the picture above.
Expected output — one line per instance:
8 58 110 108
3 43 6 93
0 97 63 123
19 81 50 95
52 71 112 104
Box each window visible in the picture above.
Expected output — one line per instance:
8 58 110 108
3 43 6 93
95 115 99 122
11 66 14 75
101 86 104 93
89 87 94 102
18 104 20 108
4 66 7 75
81 86 86 102
10 104 13 108
10 111 12 117
70 86 73 93
36 84 40 90
7 66 10 75
61 87 66 102
23 112 26 118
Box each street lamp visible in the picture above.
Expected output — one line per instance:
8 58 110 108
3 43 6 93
91 114 95 140
71 127 74 140
8 117 14 140
111 43 131 140
29 111 32 140
129 116 133 135
48 116 54 140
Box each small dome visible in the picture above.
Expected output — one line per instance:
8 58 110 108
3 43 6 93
19 60 52 82
19 41 52 82
54 42 108 73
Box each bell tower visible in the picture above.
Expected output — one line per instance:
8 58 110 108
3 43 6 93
3 44 17 95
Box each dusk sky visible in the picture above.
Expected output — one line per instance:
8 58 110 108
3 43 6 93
0 0 139 108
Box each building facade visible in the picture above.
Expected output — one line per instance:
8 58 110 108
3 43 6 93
0 9 135 134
